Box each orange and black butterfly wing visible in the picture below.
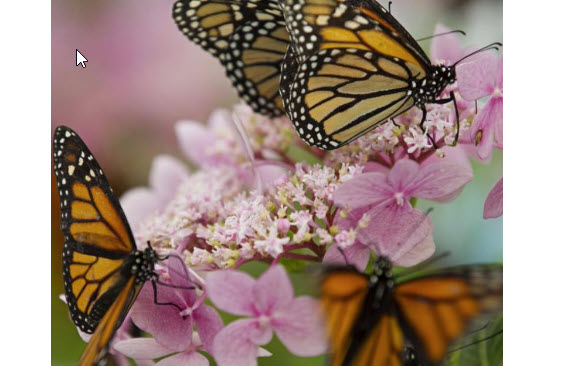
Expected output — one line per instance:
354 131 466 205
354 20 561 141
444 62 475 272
172 0 289 116
392 265 503 365
346 0 431 67
278 0 431 149
78 277 140 366
319 267 370 366
53 126 137 334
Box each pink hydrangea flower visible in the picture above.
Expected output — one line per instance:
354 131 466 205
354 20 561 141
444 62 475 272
457 53 503 159
114 257 223 364
206 265 327 366
121 155 189 228
484 177 503 219
332 158 472 266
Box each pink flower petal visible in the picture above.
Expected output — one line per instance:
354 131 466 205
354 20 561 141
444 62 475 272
430 23 465 65
131 283 193 351
362 205 433 265
208 108 233 131
322 242 370 272
471 97 501 160
120 187 161 227
156 351 209 366
390 224 435 266
206 270 255 316
253 265 294 314
114 338 172 360
193 305 224 352
387 159 420 191
407 161 472 201
456 52 498 101
256 164 289 187
212 319 262 366
272 296 327 356
484 178 503 219
149 155 189 202
175 120 217 167
333 172 389 209
497 55 503 89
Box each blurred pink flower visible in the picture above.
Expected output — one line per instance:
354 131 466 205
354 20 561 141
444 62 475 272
333 159 472 266
121 155 189 228
52 0 231 149
484 177 503 219
457 53 503 159
207 265 327 366
115 257 223 364
175 109 288 188
430 23 466 65
176 109 240 168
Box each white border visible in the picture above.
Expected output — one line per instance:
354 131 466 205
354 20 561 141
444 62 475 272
0 1 51 363
505 0 568 364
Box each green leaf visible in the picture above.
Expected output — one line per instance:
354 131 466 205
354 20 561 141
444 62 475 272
442 312 503 366
286 144 323 165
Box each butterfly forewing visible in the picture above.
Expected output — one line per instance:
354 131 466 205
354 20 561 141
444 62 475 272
172 0 288 116
53 126 136 334
319 267 370 365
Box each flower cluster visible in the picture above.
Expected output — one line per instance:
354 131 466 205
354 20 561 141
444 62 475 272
94 24 502 365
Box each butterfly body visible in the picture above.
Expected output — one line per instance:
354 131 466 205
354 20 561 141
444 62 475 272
53 126 158 364
321 256 502 366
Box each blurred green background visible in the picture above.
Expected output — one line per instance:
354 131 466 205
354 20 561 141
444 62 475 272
51 0 503 364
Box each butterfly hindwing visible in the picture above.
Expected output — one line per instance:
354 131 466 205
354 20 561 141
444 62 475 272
78 277 139 365
280 46 416 149
172 0 288 116
393 265 503 365
53 126 136 334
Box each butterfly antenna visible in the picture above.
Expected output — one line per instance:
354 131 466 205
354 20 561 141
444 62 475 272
416 30 466 42
388 1 392 13
452 42 502 67
232 111 263 193
448 329 503 354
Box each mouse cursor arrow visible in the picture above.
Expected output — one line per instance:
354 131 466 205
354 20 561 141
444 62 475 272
76 49 88 68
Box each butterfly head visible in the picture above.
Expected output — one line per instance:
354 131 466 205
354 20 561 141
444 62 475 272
372 256 393 278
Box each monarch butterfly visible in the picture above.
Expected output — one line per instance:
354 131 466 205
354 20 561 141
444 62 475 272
53 126 191 365
320 256 503 366
279 0 499 150
172 0 289 117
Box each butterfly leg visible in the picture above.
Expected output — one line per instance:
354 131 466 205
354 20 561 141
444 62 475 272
419 106 439 150
433 91 460 146
151 280 186 314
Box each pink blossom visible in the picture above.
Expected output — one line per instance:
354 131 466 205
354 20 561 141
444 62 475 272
333 159 472 265
206 265 327 366
121 155 189 228
430 23 466 65
115 257 223 364
457 53 503 159
176 110 240 168
484 177 503 219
